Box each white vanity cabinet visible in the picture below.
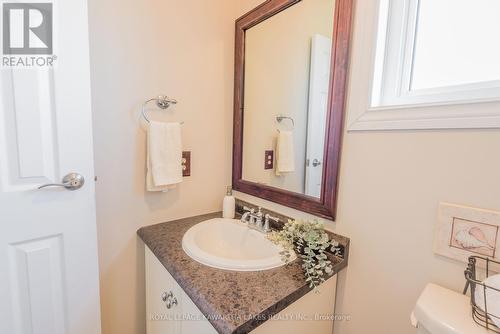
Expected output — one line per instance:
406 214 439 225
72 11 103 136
145 247 218 334
145 246 337 334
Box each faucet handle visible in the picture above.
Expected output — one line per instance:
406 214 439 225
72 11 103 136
263 214 280 232
243 206 255 213
265 213 279 222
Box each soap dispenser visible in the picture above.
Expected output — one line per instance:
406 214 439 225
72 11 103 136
223 186 235 219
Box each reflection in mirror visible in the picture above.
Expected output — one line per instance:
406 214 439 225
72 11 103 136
241 0 335 198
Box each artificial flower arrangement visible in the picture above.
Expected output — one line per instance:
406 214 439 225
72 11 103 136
267 219 342 290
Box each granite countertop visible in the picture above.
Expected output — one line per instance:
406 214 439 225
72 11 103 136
137 212 348 334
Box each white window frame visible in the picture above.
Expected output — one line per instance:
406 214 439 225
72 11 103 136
348 0 500 131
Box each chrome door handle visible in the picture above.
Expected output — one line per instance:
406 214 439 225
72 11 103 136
312 159 322 167
38 173 85 191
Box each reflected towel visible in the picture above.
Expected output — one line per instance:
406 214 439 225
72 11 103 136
475 274 500 328
146 121 182 192
276 129 295 175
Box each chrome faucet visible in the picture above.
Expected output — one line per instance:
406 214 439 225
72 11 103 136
241 206 262 229
253 207 264 230
240 206 279 233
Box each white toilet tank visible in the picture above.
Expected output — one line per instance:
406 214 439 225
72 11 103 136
411 283 490 334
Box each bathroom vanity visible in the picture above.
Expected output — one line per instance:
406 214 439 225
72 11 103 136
138 212 349 334
137 0 353 331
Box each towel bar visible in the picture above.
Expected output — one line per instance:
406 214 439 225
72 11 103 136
275 115 295 128
141 95 183 124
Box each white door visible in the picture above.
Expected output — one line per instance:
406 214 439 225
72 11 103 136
0 1 101 334
305 34 332 198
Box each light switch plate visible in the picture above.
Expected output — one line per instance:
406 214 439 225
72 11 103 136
182 151 191 176
264 150 274 170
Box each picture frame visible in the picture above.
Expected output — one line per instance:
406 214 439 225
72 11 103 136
434 203 500 266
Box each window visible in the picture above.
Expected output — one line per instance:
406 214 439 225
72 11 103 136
372 0 500 108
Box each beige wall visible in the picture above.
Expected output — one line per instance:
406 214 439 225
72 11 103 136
242 0 334 194
88 0 236 333
235 0 500 334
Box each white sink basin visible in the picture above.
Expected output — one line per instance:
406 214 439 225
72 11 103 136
182 218 296 271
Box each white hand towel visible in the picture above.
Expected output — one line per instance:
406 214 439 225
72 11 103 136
276 129 295 176
474 273 500 328
146 121 182 192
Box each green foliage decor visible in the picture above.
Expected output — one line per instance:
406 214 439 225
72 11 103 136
268 219 341 290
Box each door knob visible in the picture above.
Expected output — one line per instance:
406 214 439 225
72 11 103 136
312 159 322 167
38 173 85 191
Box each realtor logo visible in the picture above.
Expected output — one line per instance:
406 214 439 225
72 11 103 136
3 3 53 55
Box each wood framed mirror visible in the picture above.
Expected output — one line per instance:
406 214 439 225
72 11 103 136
232 0 353 220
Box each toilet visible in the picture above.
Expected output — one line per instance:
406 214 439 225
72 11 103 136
411 283 490 334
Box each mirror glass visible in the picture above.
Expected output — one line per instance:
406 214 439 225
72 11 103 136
241 0 335 198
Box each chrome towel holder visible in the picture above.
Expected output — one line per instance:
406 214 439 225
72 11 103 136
141 95 183 124
276 115 295 128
